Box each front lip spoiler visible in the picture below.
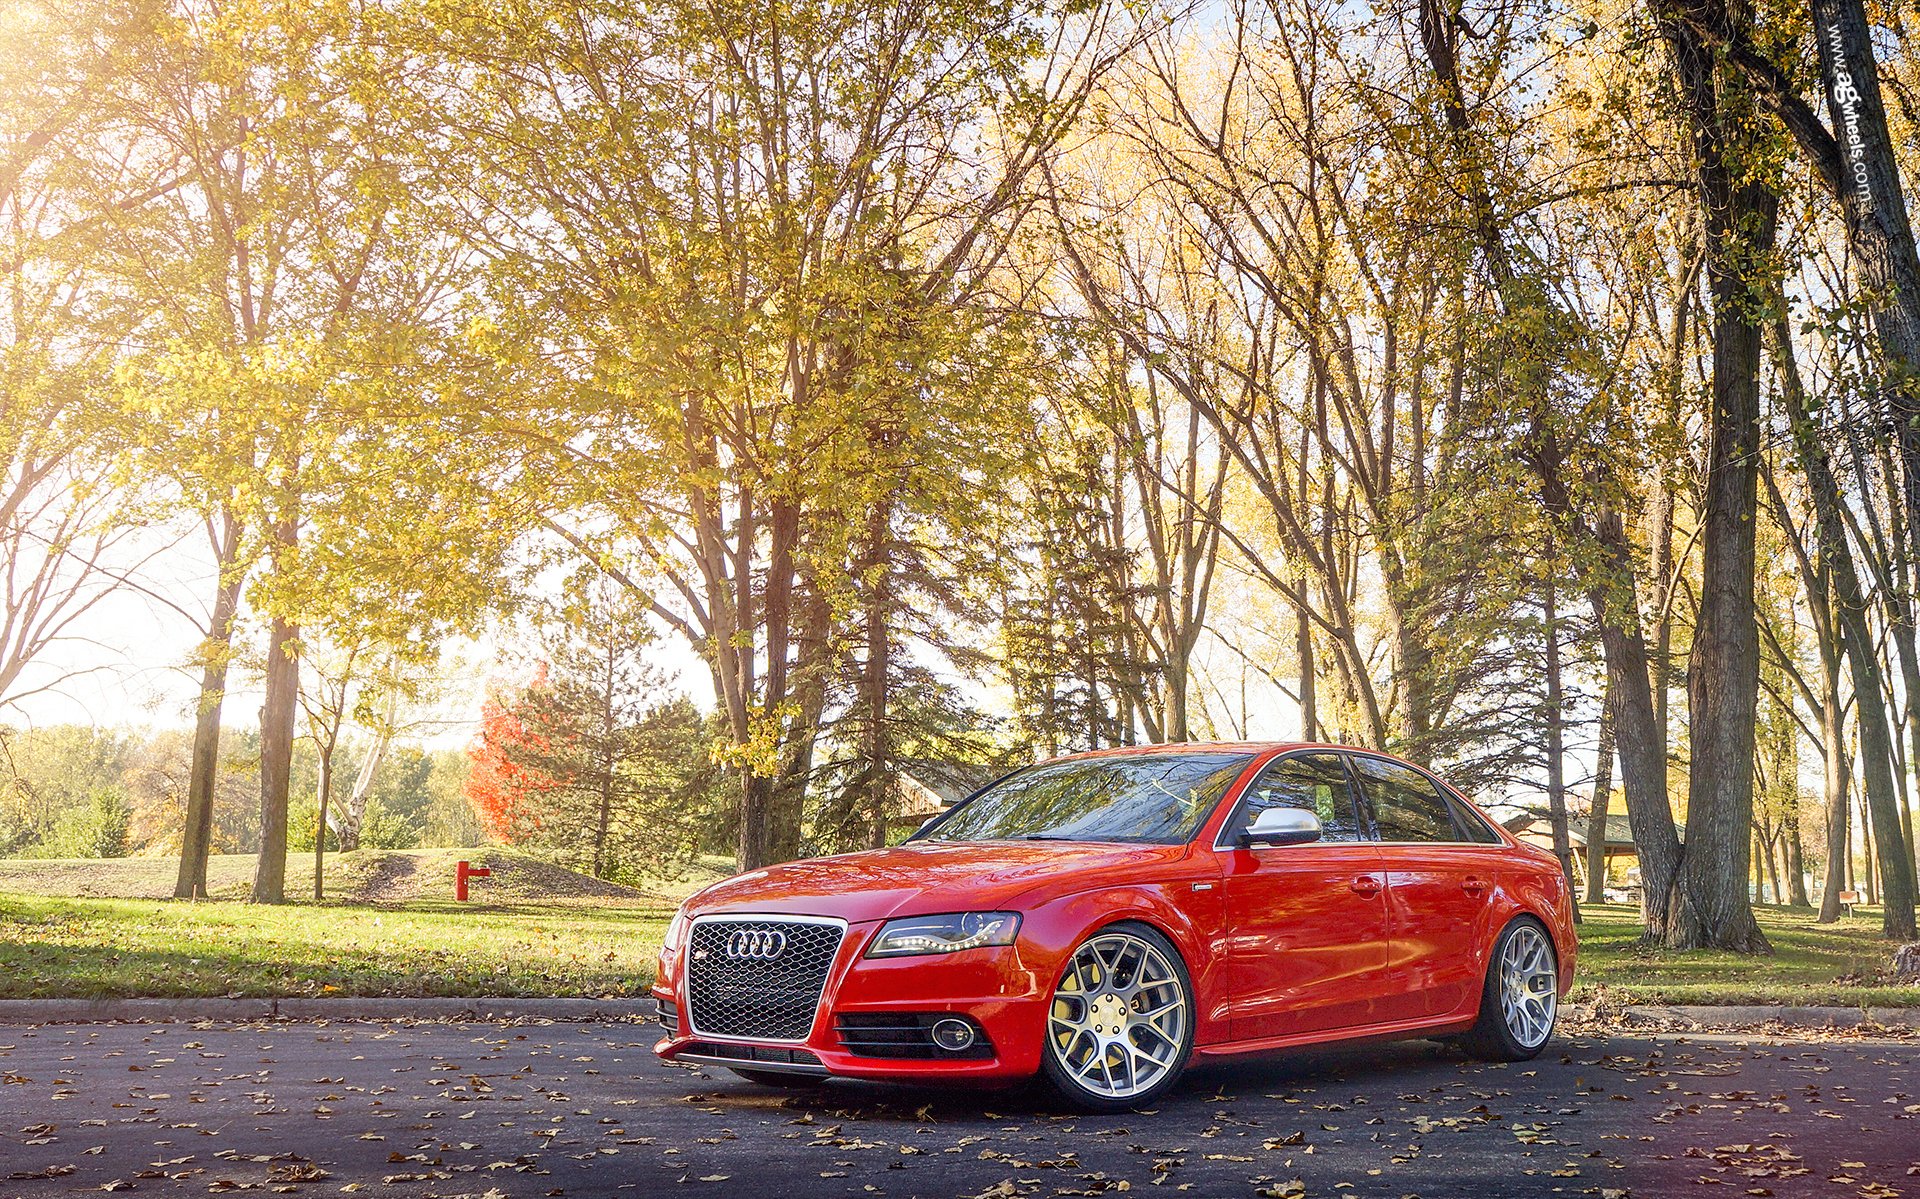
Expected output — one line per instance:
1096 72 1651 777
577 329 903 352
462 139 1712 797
674 1050 831 1078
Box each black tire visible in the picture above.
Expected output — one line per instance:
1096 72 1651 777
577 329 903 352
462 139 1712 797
1039 921 1195 1112
727 1068 828 1089
1458 916 1560 1062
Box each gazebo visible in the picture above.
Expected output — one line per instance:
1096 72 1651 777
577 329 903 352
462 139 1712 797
1501 812 1637 882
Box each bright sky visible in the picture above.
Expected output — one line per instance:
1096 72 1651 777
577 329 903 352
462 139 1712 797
5 522 708 750
8 524 219 730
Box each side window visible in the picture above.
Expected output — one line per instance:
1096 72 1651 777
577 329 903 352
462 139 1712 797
1227 753 1364 844
1352 755 1461 843
1443 793 1503 844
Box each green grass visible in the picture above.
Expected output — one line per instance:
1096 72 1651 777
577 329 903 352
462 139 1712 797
0 892 672 999
1 863 1915 1006
1570 902 1919 1008
0 852 386 903
0 848 735 1000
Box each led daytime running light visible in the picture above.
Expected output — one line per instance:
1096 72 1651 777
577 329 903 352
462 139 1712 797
867 912 1021 957
882 923 1006 953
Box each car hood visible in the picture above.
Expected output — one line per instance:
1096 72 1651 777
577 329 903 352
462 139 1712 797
683 840 1191 923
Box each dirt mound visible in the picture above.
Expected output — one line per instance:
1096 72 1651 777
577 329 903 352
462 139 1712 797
357 853 423 903
344 849 668 906
0 847 726 908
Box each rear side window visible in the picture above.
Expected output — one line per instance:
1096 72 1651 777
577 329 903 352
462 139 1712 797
1352 755 1461 843
1225 753 1365 844
1443 794 1503 844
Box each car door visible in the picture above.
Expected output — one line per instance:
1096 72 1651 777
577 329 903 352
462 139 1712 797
1349 753 1497 1022
1218 751 1392 1042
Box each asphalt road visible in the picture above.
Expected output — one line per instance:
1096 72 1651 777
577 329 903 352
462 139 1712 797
0 1020 1914 1199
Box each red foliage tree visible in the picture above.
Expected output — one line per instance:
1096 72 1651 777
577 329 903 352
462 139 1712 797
462 663 558 844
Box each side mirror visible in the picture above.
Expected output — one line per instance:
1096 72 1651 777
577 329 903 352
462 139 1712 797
1239 807 1322 848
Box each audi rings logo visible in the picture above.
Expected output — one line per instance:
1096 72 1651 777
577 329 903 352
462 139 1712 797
725 928 788 960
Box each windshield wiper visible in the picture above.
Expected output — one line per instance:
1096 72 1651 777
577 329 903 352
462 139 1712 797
1019 833 1079 841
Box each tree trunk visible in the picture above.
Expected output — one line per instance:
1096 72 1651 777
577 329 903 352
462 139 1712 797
253 607 299 905
861 496 894 850
1773 320 1920 937
1786 793 1812 907
1584 511 1688 939
1873 451 1920 883
313 742 333 902
1805 0 1920 563
592 770 613 879
1890 664 1919 885
1414 0 1684 936
736 772 775 870
1661 8 1775 953
722 488 803 871
1164 653 1189 744
771 580 833 861
1649 454 1678 743
1819 671 1853 922
1861 782 1877 903
175 515 244 900
1584 683 1617 904
1528 492 1689 938
336 730 390 854
252 494 300 906
1543 552 1579 918
592 642 615 879
1297 579 1317 741
1702 0 1920 590
1886 509 1920 880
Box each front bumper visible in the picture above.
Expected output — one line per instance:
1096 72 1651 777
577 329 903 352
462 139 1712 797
652 918 1050 1081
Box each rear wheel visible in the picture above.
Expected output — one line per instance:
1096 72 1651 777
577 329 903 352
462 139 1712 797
1040 922 1194 1111
1460 917 1559 1061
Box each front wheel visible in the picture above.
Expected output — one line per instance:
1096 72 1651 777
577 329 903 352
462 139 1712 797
1040 922 1194 1111
1460 917 1559 1061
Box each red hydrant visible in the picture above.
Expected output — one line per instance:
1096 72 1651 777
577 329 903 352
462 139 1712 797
455 860 491 902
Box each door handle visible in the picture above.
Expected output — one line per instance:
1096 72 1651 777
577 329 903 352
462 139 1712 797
1350 875 1383 897
1462 875 1490 895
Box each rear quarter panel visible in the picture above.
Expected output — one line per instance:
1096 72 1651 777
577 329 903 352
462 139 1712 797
1499 849 1578 992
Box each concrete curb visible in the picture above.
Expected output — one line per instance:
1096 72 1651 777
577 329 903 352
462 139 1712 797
0 997 661 1025
1561 1002 1920 1030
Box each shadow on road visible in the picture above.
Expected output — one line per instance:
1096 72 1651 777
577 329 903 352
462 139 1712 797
674 1032 1470 1120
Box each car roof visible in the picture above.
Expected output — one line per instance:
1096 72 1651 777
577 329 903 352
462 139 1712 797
1047 741 1399 763
962 742 1520 850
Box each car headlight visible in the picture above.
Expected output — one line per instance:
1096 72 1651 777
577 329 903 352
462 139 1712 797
866 912 1020 957
663 909 690 953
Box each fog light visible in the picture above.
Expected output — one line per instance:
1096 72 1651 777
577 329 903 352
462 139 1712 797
930 1018 976 1052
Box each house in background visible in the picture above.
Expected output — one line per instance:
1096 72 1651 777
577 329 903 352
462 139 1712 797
887 761 1004 839
1502 811 1639 893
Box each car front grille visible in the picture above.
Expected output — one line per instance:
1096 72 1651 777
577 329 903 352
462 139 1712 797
685 917 845 1040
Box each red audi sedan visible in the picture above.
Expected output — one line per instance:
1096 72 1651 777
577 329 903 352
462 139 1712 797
651 743 1575 1110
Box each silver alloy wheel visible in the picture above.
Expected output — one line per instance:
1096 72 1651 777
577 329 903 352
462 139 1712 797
1498 923 1558 1049
1047 931 1189 1099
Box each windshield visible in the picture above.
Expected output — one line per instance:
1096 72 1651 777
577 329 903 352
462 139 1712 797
916 753 1255 845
